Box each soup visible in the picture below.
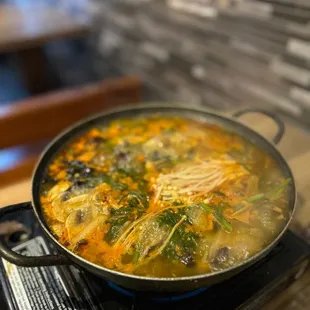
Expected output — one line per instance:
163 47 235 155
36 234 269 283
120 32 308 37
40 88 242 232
41 116 291 278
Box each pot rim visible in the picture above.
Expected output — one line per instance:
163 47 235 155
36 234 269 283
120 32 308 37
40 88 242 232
31 102 296 282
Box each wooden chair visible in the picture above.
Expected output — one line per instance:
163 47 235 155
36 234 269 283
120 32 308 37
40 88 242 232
0 76 142 187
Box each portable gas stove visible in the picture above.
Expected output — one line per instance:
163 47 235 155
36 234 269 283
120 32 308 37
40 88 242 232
0 209 309 310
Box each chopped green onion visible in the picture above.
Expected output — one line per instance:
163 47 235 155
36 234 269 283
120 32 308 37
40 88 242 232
232 205 249 216
245 178 291 203
233 178 292 215
235 204 244 210
213 212 233 233
266 178 292 200
246 193 265 202
198 203 232 233
132 246 140 264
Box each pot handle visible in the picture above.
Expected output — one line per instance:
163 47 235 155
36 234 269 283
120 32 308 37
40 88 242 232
232 108 285 145
0 202 71 267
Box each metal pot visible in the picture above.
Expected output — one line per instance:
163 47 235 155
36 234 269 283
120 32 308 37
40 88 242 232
0 104 295 292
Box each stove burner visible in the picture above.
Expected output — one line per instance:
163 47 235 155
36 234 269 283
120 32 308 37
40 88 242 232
107 281 208 302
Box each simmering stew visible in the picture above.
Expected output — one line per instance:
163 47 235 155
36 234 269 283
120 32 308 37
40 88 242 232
41 116 291 277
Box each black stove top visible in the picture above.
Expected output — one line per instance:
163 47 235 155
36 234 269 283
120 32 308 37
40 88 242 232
0 209 309 310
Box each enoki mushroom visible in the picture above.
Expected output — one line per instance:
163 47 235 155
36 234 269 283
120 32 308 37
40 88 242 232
156 159 248 201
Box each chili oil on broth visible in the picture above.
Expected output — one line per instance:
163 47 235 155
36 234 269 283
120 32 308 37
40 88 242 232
40 116 291 278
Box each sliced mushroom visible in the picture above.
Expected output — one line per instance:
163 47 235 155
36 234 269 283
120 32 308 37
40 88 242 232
50 223 64 238
89 184 114 216
47 181 71 202
208 228 264 271
65 207 93 240
70 216 106 246
52 194 89 222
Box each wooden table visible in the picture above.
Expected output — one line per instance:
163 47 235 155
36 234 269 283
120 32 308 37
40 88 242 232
1 109 310 308
0 4 89 93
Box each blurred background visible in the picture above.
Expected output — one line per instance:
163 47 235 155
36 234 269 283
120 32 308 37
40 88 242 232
0 0 310 308
0 0 309 116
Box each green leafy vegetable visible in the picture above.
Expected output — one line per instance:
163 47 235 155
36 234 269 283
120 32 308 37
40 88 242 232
157 209 182 227
119 190 149 209
111 207 133 216
106 215 130 226
157 209 192 227
163 225 198 264
105 209 133 244
117 168 141 180
105 191 149 245
117 168 148 191
96 173 128 191
127 191 149 209
172 200 183 206
156 209 198 264
105 225 124 244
